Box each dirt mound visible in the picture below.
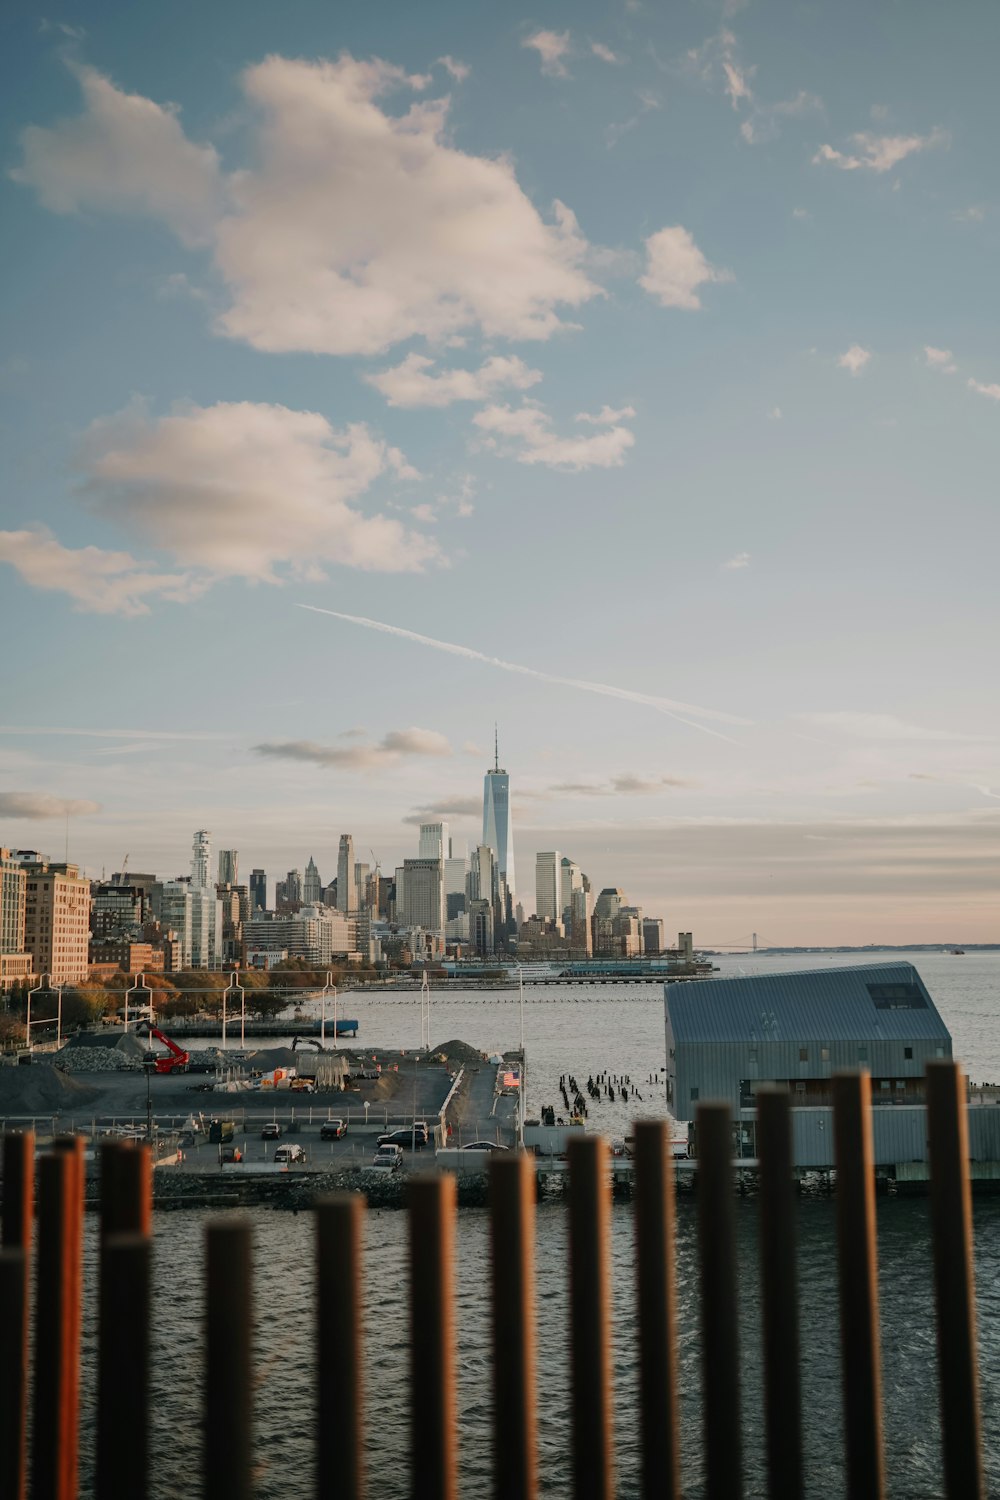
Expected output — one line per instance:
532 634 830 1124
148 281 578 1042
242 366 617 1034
246 1047 300 1071
429 1039 487 1067
65 1029 147 1060
0 1062 97 1113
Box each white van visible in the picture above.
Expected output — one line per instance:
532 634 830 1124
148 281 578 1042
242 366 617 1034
274 1143 306 1165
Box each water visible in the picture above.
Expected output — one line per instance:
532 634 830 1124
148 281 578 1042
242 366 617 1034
76 951 1000 1497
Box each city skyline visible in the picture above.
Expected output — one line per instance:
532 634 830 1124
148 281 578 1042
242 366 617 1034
0 1 998 945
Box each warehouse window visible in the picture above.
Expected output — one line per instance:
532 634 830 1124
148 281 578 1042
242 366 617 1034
799 1047 808 1062
867 981 927 1010
904 1047 913 1060
821 1047 830 1062
690 1087 699 1102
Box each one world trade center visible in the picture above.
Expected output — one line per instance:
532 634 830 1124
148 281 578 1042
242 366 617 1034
482 730 515 898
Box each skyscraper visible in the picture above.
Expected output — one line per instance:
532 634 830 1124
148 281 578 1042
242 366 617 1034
482 729 515 895
418 822 449 860
218 849 239 886
337 834 357 913
303 857 322 904
535 851 561 923
249 869 267 912
191 830 212 890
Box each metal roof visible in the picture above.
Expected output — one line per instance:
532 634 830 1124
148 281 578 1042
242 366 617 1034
666 962 951 1044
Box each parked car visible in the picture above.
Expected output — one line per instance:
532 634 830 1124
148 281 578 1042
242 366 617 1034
371 1144 403 1172
261 1122 282 1140
320 1119 347 1140
220 1145 243 1164
461 1141 509 1152
274 1143 306 1164
377 1126 427 1151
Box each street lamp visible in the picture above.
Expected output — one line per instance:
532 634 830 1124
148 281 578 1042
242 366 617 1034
26 974 62 1053
321 972 339 1048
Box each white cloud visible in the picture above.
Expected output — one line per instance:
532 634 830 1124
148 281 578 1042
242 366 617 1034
365 353 542 408
813 128 946 173
0 527 202 616
575 404 636 425
924 346 957 374
11 62 222 246
253 727 451 770
791 207 811 220
523 30 572 77
722 551 751 570
639 226 731 310
436 56 469 82
801 712 977 743
410 503 437 523
77 399 439 585
722 59 753 109
14 55 598 355
954 205 985 223
472 402 635 470
740 91 822 146
591 42 623 65
967 378 1000 402
768 407 782 420
0 792 102 819
837 345 871 376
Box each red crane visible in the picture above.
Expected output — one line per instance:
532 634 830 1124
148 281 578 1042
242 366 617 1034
138 1023 190 1075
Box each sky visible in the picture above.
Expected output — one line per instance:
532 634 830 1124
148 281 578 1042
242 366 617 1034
0 0 998 946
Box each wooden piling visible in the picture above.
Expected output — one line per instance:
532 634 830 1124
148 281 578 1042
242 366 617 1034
96 1233 150 1500
205 1220 254 1500
756 1088 803 1500
316 1195 365 1500
632 1120 681 1500
0 1247 29 1500
100 1140 152 1238
695 1102 742 1500
567 1133 614 1500
925 1061 984 1500
32 1146 84 1500
833 1072 885 1500
2 1130 35 1250
409 1174 458 1500
490 1152 537 1500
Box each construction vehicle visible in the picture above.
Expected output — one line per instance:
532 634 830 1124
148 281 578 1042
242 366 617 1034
137 1022 191 1075
292 1035 324 1052
209 1119 235 1144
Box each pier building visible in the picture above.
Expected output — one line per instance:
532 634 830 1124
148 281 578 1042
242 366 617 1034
665 961 952 1119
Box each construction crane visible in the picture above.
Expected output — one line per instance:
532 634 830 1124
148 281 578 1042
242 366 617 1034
136 1022 190 1075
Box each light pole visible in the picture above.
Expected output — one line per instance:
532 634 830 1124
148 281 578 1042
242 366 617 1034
124 971 148 1033
321 973 339 1048
420 972 431 1052
26 974 61 1053
225 973 245 1049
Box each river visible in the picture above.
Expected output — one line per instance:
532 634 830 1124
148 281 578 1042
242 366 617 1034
75 951 999 1497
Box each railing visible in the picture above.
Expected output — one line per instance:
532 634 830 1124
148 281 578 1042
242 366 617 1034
0 1060 984 1499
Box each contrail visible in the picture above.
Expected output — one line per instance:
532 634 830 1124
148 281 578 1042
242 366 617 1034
296 605 749 741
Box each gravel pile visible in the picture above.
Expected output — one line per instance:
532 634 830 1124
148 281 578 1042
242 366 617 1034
0 1061 97 1112
57 1048 142 1073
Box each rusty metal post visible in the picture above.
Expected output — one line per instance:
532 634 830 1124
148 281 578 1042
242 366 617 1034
926 1061 984 1499
409 1173 458 1500
53 1135 84 1500
205 1219 253 1500
316 1195 365 1500
756 1088 803 1500
567 1134 614 1500
696 1101 742 1500
490 1152 537 1500
0 1130 34 1500
100 1140 152 1238
96 1233 149 1500
833 1072 885 1500
632 1121 681 1500
32 1146 83 1500
0 1247 29 1500
3 1130 35 1249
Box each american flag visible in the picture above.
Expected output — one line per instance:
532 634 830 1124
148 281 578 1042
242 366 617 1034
503 1068 521 1088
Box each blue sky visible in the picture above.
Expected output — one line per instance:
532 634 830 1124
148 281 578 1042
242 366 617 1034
1 0 998 943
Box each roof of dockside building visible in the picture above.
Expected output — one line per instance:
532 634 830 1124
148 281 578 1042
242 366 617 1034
666 963 951 1045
